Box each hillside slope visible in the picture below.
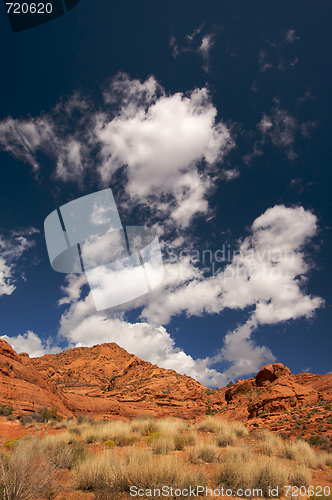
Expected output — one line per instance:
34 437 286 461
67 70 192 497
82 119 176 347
0 339 331 433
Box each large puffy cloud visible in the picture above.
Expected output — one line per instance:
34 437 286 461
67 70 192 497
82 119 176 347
140 205 323 325
94 74 233 227
0 74 233 229
0 228 39 296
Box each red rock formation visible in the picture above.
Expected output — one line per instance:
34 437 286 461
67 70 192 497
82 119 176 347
0 339 72 417
0 339 331 433
256 363 291 386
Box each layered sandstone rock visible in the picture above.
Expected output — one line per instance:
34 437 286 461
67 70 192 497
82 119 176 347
0 339 72 417
0 339 331 427
255 363 292 386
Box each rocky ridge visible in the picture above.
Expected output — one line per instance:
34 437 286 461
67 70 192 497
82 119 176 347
0 340 331 441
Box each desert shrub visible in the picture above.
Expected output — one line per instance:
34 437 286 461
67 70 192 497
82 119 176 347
0 406 13 417
19 407 58 425
5 436 26 449
72 448 208 493
19 415 34 427
150 437 175 455
173 436 186 450
145 432 163 444
76 415 86 424
256 430 283 446
185 430 197 446
196 417 217 433
196 417 248 439
0 436 55 500
44 433 88 469
214 449 310 498
69 427 80 435
131 417 158 436
196 417 248 448
104 440 115 449
80 420 132 444
231 422 249 437
129 435 140 445
290 465 312 487
188 441 220 463
52 421 68 430
316 451 332 468
282 440 322 469
257 441 276 457
309 435 322 446
114 436 130 447
157 418 187 436
214 428 237 447
256 431 283 456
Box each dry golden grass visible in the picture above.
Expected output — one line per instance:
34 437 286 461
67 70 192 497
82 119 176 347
80 419 133 443
318 451 332 467
156 418 188 436
131 416 159 436
188 440 221 463
281 439 332 469
2 415 328 499
256 430 284 456
149 435 175 455
72 447 208 493
184 429 197 446
0 436 56 500
195 416 249 449
214 446 311 498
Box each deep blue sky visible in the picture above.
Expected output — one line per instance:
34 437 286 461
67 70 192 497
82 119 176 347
0 1 331 387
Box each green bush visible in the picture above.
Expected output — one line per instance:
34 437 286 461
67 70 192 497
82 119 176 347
0 405 13 417
104 440 115 449
113 436 130 447
174 436 186 450
129 435 140 445
309 436 322 446
145 432 162 444
5 436 26 449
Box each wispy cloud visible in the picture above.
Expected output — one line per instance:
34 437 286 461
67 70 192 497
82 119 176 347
244 103 301 163
285 29 300 43
170 25 216 73
0 228 39 296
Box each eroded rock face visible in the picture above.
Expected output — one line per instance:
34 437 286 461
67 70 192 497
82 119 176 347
247 378 319 418
0 339 72 417
256 363 291 386
0 340 331 425
25 342 226 419
0 339 22 364
225 378 256 402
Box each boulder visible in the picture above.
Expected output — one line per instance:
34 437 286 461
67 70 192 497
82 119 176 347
256 363 291 386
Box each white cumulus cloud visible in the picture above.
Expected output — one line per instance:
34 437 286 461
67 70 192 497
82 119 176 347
1 331 61 357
